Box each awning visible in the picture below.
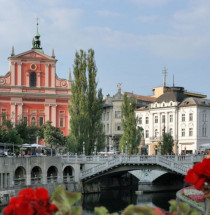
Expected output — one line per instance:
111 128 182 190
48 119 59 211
179 142 194 145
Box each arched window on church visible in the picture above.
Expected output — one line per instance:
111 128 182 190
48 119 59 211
31 117 36 126
30 72 36 87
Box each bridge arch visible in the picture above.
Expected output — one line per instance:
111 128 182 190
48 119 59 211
63 165 74 182
31 166 42 185
47 166 58 183
14 166 26 186
153 172 184 186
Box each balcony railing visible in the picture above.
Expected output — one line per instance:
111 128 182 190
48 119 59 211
149 136 162 141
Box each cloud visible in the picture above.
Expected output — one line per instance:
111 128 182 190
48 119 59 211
96 10 123 18
44 8 83 30
131 0 169 6
136 15 158 23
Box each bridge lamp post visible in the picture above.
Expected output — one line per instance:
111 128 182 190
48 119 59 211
94 142 97 155
125 141 128 155
158 142 162 155
83 141 85 155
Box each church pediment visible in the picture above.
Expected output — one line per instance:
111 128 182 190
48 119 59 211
9 50 56 61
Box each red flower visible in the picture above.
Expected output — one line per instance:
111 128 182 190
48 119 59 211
194 177 206 190
202 159 210 178
3 187 58 215
185 158 210 192
185 169 199 184
3 197 34 215
193 162 205 176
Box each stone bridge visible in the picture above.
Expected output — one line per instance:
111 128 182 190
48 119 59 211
0 154 204 195
80 154 204 182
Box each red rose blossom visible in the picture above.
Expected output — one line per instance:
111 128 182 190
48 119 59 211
185 158 210 191
185 169 199 184
3 187 58 215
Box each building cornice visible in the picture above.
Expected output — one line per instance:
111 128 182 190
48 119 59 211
0 85 70 91
0 92 71 98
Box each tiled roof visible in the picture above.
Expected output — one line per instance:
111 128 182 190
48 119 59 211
179 97 210 107
156 91 187 103
127 93 156 102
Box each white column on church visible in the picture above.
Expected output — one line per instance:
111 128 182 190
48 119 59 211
45 64 49 87
26 71 30 86
11 103 16 124
17 103 23 121
45 104 50 122
51 64 55 88
17 62 22 86
51 104 57 126
37 71 41 87
11 62 15 85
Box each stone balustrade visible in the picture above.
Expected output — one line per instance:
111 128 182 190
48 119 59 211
80 154 204 180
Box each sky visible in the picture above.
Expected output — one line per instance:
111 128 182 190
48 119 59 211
0 0 210 98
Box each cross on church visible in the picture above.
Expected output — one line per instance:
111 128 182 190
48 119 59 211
36 17 39 33
162 66 167 87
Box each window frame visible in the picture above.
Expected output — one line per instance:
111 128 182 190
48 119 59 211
182 114 185 122
155 116 158 123
189 113 193 121
181 128 185 137
30 71 37 87
189 128 193 136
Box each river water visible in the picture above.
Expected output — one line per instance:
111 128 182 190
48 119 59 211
0 188 177 214
82 189 177 214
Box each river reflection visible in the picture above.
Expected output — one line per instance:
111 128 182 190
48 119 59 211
82 189 176 214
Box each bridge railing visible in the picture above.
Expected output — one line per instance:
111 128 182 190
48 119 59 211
63 176 74 183
47 176 57 183
14 178 26 186
81 154 205 180
31 177 42 185
62 154 205 165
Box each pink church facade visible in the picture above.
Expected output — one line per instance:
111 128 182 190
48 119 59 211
0 27 71 138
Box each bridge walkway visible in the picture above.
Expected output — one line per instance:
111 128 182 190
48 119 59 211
80 155 204 180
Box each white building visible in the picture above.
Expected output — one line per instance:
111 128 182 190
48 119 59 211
102 85 155 153
135 86 210 155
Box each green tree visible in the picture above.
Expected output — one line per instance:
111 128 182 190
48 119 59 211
15 120 39 144
69 49 105 155
0 119 23 145
120 93 141 154
39 121 66 149
161 132 174 155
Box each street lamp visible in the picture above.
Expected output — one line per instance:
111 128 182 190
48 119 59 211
125 141 128 155
112 136 115 154
158 142 162 155
83 141 85 155
94 142 97 155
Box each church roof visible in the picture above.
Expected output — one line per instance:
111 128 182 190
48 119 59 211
8 49 57 61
